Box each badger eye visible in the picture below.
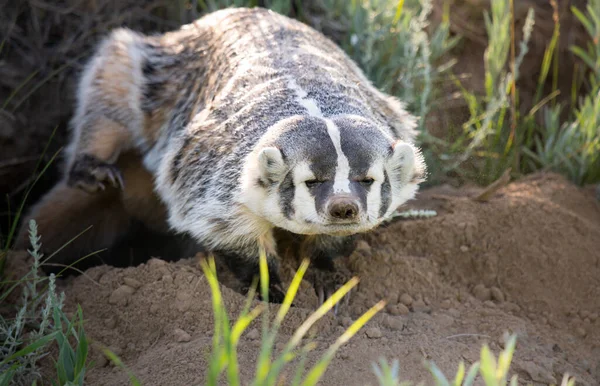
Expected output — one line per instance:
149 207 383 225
305 179 322 188
359 177 375 186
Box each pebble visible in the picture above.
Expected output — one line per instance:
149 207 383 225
149 303 160 314
503 302 521 313
459 245 469 252
412 299 430 313
399 294 413 307
247 328 260 340
384 316 404 331
590 313 598 322
96 355 108 368
365 327 383 339
388 304 410 316
473 284 492 302
354 240 372 257
440 299 452 309
484 300 496 308
161 274 173 284
174 328 191 343
108 285 135 306
490 287 505 302
148 258 167 266
104 317 117 329
340 316 353 328
576 327 587 338
123 277 142 289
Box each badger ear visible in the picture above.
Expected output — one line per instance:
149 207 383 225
387 140 416 183
258 147 287 183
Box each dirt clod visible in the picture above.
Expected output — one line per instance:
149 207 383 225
384 316 405 331
173 328 192 343
108 285 136 306
123 277 143 289
399 293 413 307
473 284 492 302
490 287 505 303
365 327 383 339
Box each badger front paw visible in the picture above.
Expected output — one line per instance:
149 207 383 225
68 154 124 193
308 265 353 315
241 279 286 304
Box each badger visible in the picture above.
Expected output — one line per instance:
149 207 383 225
16 7 426 304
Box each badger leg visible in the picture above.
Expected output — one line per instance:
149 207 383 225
66 29 149 193
301 235 358 311
216 249 286 304
14 181 131 274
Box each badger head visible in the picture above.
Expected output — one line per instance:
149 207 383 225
240 115 426 236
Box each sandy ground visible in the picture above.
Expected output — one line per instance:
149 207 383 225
7 172 600 385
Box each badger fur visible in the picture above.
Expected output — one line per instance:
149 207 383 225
17 7 426 303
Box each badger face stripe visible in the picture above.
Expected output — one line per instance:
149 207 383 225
278 171 295 219
325 119 351 194
379 169 391 218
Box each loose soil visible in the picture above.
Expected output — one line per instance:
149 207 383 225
8 172 599 385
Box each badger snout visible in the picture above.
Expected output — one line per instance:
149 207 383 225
327 195 360 221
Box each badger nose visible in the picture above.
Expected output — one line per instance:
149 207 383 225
328 197 359 220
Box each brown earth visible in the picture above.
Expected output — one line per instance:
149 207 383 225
6 172 598 385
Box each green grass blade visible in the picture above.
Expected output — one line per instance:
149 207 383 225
300 300 386 386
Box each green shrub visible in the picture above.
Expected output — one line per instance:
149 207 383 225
0 220 90 386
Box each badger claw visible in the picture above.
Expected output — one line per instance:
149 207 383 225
311 267 352 317
68 154 124 193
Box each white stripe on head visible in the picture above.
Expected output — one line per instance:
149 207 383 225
285 76 351 194
286 77 323 117
325 119 351 194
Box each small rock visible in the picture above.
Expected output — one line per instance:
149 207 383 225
148 258 167 266
580 310 590 319
340 316 353 328
104 317 117 329
247 328 260 340
473 284 492 302
123 277 142 289
365 327 382 339
590 313 598 322
399 294 413 307
484 300 496 308
174 328 191 343
440 299 452 309
412 299 430 313
490 287 505 302
388 304 410 316
576 327 587 338
519 360 557 384
503 302 521 313
459 245 469 252
162 274 173 284
149 303 160 314
96 355 108 368
337 351 350 360
108 285 135 306
354 240 372 257
386 292 399 305
384 316 404 331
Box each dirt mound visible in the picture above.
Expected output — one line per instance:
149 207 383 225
13 172 590 385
